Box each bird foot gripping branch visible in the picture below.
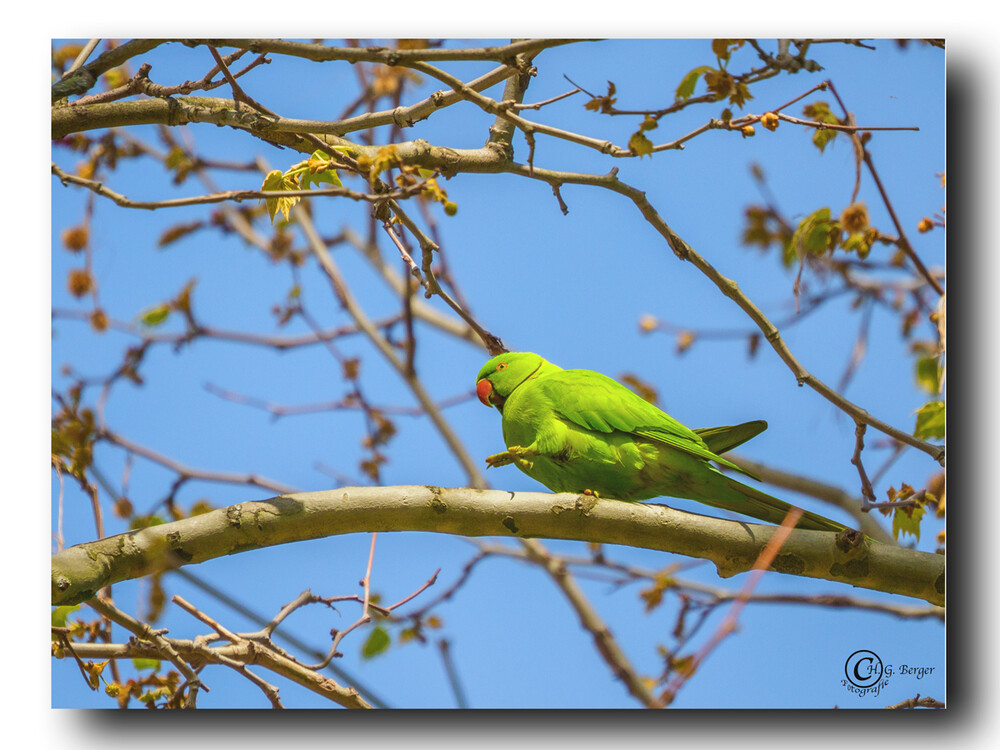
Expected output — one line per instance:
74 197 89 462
485 446 536 471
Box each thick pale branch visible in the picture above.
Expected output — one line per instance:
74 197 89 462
51 96 513 167
53 96 251 140
51 486 944 607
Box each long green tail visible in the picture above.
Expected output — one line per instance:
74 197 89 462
709 476 849 533
692 421 848 532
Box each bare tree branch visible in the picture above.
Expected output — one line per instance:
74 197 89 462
52 487 945 608
178 38 588 65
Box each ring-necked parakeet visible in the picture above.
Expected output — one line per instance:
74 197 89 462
475 352 848 533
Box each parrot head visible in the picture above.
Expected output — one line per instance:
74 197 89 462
475 352 546 413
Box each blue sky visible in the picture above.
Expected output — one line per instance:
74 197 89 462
49 37 944 710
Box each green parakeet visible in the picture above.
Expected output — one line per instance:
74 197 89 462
475 351 849 533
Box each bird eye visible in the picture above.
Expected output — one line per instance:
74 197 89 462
496 362 507 371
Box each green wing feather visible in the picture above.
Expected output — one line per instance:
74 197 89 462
693 421 768 456
535 370 757 479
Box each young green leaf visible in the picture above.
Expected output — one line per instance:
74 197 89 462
788 207 838 259
914 400 945 439
915 356 942 394
676 65 713 101
711 38 745 64
362 626 391 658
892 504 925 541
139 304 171 328
300 150 343 190
842 232 872 259
628 131 654 158
260 169 301 223
584 81 618 112
803 101 841 153
129 514 166 530
52 604 80 628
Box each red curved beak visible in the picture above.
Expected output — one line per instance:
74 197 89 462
476 378 493 407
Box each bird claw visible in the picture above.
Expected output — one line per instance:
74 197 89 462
485 446 535 470
485 451 514 469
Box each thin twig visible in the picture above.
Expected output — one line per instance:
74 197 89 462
66 39 102 75
207 45 279 117
297 207 487 486
54 458 66 552
512 88 581 110
173 595 241 643
100 427 298 495
824 80 943 296
52 630 97 691
170 571 389 706
386 569 441 610
87 596 206 708
304 546 440 670
851 422 879 506
387 201 506 354
438 639 469 708
52 161 424 210
519 537 659 708
406 59 625 157
52 306 390 351
884 693 945 709
203 381 474 419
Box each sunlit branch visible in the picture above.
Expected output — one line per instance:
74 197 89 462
52 306 387 351
406 59 625 156
87 595 204 708
52 161 424 210
179 38 587 65
52 487 946 608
